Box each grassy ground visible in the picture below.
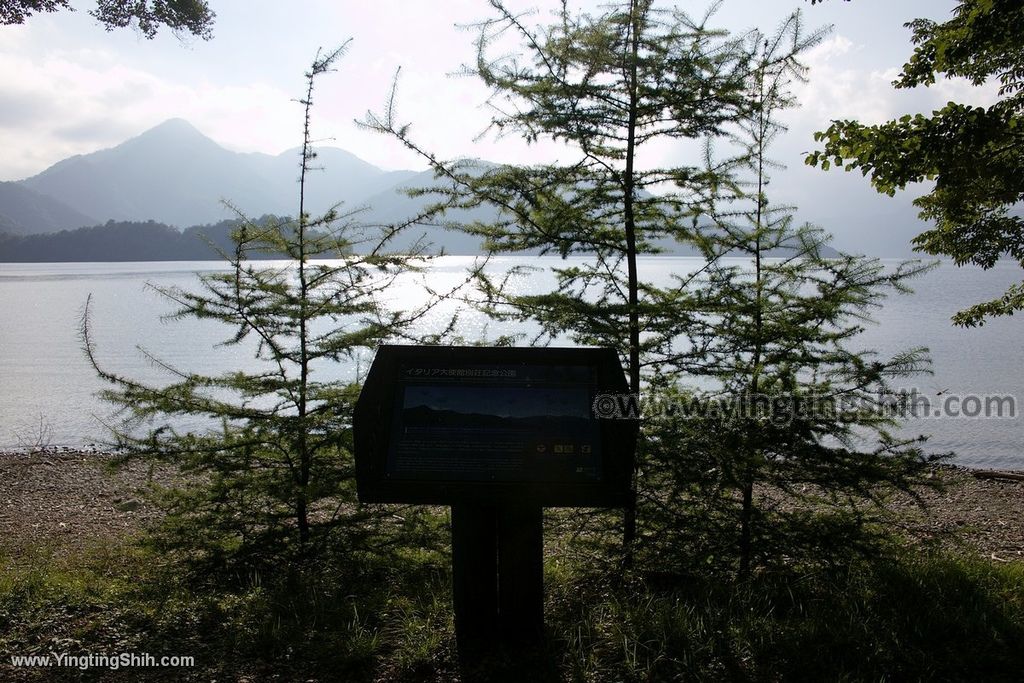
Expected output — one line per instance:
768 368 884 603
2 525 1023 682
3 453 1024 680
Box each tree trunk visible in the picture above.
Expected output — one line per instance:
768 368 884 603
297 495 310 546
738 480 753 577
621 0 643 568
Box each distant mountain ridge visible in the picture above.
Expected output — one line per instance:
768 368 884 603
14 119 420 230
0 218 293 262
0 181 96 235
0 218 839 262
0 119 838 258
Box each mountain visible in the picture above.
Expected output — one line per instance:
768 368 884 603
0 181 96 235
3 119 838 258
358 167 503 254
15 119 421 230
357 167 839 257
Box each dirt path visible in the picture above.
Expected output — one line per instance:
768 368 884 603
2 450 1023 561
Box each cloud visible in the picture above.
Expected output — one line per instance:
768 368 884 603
761 33 1003 256
0 42 297 180
0 91 50 127
789 34 1001 132
53 117 138 143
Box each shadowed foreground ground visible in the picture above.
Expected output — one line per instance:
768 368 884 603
1 450 1023 682
2 450 1022 561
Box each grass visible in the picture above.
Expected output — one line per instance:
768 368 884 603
0 539 460 681
1 528 1023 681
550 554 1024 681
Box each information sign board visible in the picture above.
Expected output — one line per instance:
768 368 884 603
353 345 635 506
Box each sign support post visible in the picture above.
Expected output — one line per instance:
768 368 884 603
496 504 544 644
451 504 544 657
353 345 635 668
450 504 498 655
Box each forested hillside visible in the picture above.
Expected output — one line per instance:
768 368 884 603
0 218 289 261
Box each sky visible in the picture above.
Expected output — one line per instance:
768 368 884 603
0 0 1001 255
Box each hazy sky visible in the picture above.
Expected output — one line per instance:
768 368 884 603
0 0 999 255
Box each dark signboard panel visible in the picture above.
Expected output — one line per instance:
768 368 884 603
354 345 635 507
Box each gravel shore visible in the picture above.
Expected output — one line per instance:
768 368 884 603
0 450 168 556
1 450 1022 561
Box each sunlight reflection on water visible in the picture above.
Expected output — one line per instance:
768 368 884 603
0 257 1020 469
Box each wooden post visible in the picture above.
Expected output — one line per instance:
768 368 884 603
451 503 545 664
497 504 544 645
451 504 499 658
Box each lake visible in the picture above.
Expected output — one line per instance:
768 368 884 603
0 257 1021 469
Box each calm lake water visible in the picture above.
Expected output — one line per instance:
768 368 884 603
0 257 1021 469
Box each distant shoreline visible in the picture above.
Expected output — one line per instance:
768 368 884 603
0 217 841 261
4 252 1022 265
